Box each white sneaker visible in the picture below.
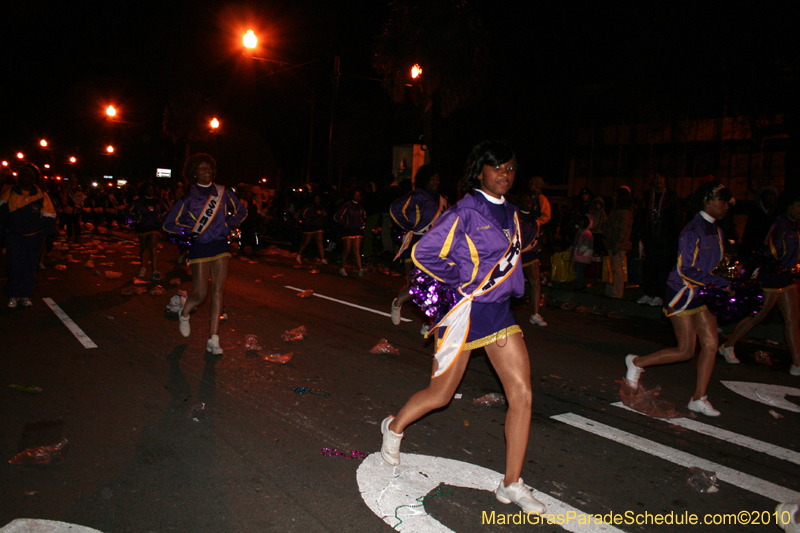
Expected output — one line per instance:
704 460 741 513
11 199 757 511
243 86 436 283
358 269 367 278
649 296 663 307
637 295 652 305
179 313 191 337
138 267 146 278
688 395 720 417
790 365 800 377
775 502 800 533
530 313 547 326
20 298 32 308
339 268 348 277
495 477 546 515
206 335 223 355
718 345 740 364
380 416 403 466
7 298 19 308
391 299 402 325
625 354 643 387
420 324 430 336
296 254 302 264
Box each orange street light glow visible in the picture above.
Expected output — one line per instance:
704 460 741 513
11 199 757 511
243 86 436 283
69 156 77 163
106 105 117 117
411 64 422 79
243 30 257 49
1 161 7 166
40 139 48 147
210 118 220 129
17 152 24 159
44 164 50 169
106 145 115 153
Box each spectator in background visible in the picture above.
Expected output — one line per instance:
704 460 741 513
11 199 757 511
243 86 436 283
572 214 596 291
590 195 607 256
296 194 328 264
334 189 367 277
526 176 550 326
604 186 634 299
125 181 169 281
632 173 681 307
738 186 778 278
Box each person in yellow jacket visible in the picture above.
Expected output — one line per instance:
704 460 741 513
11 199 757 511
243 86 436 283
0 164 56 308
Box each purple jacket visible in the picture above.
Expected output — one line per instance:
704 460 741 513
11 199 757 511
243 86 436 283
666 212 728 293
163 183 246 244
766 215 800 270
334 200 366 232
411 192 533 304
390 189 447 233
125 196 168 234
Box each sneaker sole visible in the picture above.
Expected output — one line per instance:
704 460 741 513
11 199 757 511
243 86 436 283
380 418 400 466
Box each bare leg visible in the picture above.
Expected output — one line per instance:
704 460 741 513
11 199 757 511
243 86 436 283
138 235 147 268
776 288 800 367
150 233 159 273
390 347 473 434
298 233 312 257
692 310 719 400
182 261 210 318
208 256 230 337
395 261 416 307
341 238 353 269
633 314 697 368
722 291 779 349
484 334 532 486
313 232 325 260
353 237 363 270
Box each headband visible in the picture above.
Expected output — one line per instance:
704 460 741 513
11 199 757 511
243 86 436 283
705 184 726 202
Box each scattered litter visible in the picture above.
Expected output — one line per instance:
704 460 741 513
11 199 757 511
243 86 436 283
464 420 469 426
150 285 165 296
453 393 462 399
297 289 314 298
106 316 114 320
754 350 773 366
254 279 262 283
169 278 181 286
264 353 293 364
133 278 148 285
308 269 319 274
273 274 283 278
245 334 262 351
66 256 81 263
321 448 367 459
134 287 148 295
686 466 719 493
766 340 780 345
575 305 590 314
369 338 400 355
24 491 39 497
84 260 94 268
291 387 329 396
104 271 122 279
100 262 114 266
121 287 136 296
129 261 141 265
90 254 106 259
473 392 507 406
189 402 207 422
9 438 69 465
769 409 784 419
219 313 228 323
560 301 576 311
165 291 188 313
54 264 67 270
9 385 43 394
282 326 307 341
619 382 681 419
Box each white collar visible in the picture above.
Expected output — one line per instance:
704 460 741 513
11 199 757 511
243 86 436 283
197 182 212 188
700 210 715 223
475 189 505 205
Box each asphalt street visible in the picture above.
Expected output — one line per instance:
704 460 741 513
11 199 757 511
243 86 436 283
1 232 799 533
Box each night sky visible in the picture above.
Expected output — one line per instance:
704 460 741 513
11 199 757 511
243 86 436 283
1 1 795 187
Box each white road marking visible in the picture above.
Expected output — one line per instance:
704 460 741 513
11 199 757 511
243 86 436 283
43 298 98 349
357 452 625 532
612 401 800 465
0 519 103 532
285 286 412 322
552 413 800 502
721 381 800 413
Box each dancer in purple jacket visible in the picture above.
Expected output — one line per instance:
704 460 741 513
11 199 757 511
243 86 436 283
163 153 247 355
379 141 545 516
625 181 733 416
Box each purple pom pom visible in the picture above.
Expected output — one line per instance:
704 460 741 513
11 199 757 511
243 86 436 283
409 268 459 322
697 279 763 326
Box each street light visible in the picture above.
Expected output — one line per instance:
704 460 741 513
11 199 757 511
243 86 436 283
210 118 220 130
17 152 24 159
69 156 77 163
1 161 7 167
411 64 422 79
106 145 115 154
40 139 48 148
243 30 257 49
106 105 117 118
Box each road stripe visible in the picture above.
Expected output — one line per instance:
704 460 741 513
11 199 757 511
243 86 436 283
612 402 800 466
552 413 800 502
43 298 98 349
285 286 412 322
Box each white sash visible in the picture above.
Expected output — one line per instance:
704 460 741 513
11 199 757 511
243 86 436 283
191 185 224 236
394 195 448 261
430 211 522 377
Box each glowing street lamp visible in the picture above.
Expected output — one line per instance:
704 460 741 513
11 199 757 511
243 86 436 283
1 161 7 167
106 145 115 154
106 105 117 118
17 152 24 159
44 164 50 169
243 30 257 49
40 139 48 147
210 118 220 130
69 156 77 163
411 64 422 79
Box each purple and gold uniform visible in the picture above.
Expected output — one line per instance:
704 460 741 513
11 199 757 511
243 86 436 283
412 191 534 376
390 188 448 262
297 203 326 234
125 195 168 236
0 185 56 299
760 215 800 292
334 200 366 238
163 183 246 264
664 211 728 317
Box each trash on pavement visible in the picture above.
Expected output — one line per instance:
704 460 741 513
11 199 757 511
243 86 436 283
150 285 165 296
133 278 148 285
321 448 367 459
165 291 188 313
282 326 306 341
619 382 681 419
54 264 67 270
753 350 773 365
169 278 181 285
8 438 69 465
297 289 314 298
100 262 114 266
264 352 293 364
369 338 400 355
104 271 122 279
473 392 507 406
84 260 94 268
245 334 261 351
686 466 719 493
769 409 784 419
189 402 207 422
9 385 43 394
219 313 228 323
